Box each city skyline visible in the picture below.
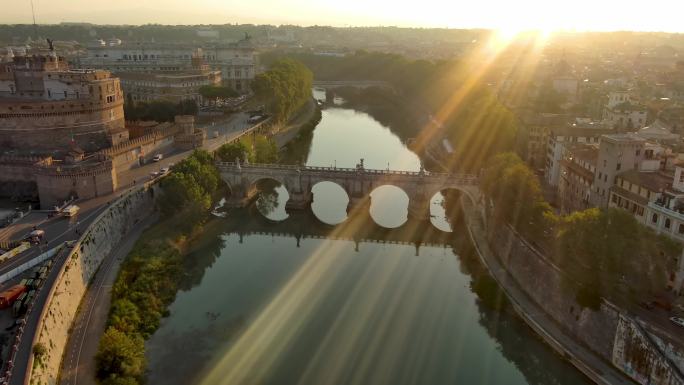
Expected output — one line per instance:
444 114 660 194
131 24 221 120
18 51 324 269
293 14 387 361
3 0 684 33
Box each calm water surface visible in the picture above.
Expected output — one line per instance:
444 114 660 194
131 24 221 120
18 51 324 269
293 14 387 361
146 92 590 385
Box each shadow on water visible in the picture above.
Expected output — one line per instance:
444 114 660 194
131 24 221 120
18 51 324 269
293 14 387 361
149 191 590 385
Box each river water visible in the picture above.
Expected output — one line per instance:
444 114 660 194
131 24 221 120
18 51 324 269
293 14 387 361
145 90 590 385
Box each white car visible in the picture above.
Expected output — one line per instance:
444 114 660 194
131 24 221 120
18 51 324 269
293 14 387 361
670 317 684 328
159 167 170 175
149 171 160 179
152 154 163 162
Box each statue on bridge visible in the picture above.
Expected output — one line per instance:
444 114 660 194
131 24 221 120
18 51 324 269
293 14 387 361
355 158 365 172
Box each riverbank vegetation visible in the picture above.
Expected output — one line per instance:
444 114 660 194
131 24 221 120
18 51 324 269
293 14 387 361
217 134 279 164
262 50 517 172
280 104 323 164
95 150 222 384
252 58 313 123
481 153 680 308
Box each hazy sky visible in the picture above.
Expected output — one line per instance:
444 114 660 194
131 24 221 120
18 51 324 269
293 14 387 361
4 0 684 32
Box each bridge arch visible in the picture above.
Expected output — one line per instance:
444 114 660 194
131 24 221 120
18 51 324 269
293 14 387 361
423 184 481 231
368 184 410 229
311 181 349 225
247 176 291 221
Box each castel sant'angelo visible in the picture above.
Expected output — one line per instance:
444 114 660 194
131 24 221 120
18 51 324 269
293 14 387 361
0 44 204 208
0 49 127 151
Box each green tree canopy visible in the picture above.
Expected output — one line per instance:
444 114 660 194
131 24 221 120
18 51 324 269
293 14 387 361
554 208 680 307
199 85 239 100
217 141 252 163
252 58 313 122
482 152 554 238
95 327 146 382
252 135 278 163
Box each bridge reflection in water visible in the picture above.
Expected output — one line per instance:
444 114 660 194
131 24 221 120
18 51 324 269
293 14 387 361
218 189 470 256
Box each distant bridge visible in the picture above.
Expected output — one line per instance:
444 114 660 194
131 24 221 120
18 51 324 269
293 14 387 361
217 161 480 220
312 80 394 90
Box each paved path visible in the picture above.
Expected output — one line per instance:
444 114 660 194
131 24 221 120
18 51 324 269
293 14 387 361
460 198 635 385
59 215 156 385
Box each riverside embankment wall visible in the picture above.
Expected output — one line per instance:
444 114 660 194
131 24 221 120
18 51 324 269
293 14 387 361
26 183 159 385
488 221 684 385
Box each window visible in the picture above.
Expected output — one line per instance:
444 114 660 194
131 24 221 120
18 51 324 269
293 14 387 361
679 224 684 234
612 194 618 204
616 163 621 171
652 213 658 223
637 206 644 216
636 149 640 156
665 218 671 229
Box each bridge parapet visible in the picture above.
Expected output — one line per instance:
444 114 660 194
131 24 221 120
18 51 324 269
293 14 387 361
215 162 478 184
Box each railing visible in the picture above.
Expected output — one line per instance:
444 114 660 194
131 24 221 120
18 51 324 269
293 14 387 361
242 230 447 248
648 201 684 221
215 162 478 182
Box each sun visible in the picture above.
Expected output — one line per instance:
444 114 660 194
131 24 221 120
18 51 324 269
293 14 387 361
488 26 555 51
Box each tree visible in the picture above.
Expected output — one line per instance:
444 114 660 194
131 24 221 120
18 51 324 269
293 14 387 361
199 85 238 105
554 208 680 306
252 135 278 163
108 299 142 335
482 152 554 237
101 377 140 385
32 342 47 363
217 141 252 163
252 59 313 122
96 327 145 382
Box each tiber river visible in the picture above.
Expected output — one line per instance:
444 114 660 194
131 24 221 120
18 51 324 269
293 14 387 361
145 90 591 385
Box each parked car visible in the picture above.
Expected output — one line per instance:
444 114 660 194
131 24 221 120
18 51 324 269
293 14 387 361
159 167 169 175
152 154 163 162
149 171 160 179
670 316 684 328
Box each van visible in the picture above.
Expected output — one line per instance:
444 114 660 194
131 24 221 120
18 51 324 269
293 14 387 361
63 205 79 218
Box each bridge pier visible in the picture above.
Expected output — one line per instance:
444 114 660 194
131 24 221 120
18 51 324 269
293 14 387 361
407 198 431 222
226 185 256 208
347 195 371 216
286 190 313 211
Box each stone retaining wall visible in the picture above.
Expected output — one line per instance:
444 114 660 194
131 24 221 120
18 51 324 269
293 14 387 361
488 221 684 385
488 224 620 359
25 183 158 385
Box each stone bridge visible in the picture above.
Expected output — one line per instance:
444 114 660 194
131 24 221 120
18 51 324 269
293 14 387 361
312 80 394 90
216 161 480 220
